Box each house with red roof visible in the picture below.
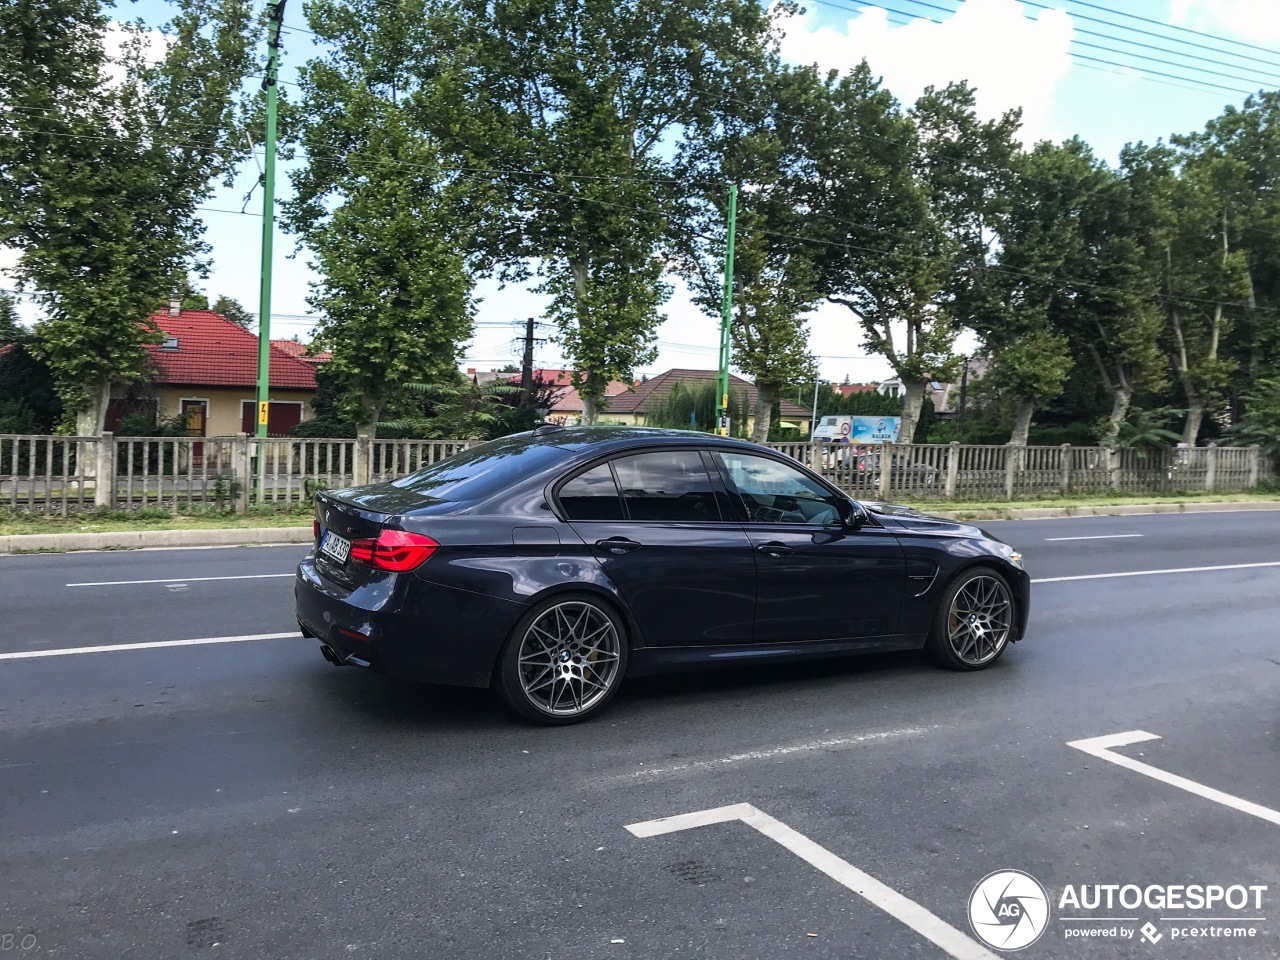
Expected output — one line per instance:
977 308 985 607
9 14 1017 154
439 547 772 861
106 307 323 437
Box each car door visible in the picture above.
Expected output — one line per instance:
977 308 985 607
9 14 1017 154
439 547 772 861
709 449 906 643
556 450 756 647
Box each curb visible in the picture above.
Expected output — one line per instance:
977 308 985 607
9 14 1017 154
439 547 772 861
925 500 1280 522
0 526 312 555
2 500 1280 553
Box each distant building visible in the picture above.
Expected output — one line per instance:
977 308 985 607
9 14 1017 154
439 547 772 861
105 308 322 437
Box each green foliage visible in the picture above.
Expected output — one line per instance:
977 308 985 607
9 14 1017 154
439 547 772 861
1225 376 1280 460
0 0 255 432
0 340 61 433
286 0 476 439
645 382 750 437
406 0 782 421
211 295 254 329
382 379 524 440
1113 407 1185 455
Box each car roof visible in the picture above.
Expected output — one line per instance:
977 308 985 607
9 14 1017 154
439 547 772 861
518 425 763 455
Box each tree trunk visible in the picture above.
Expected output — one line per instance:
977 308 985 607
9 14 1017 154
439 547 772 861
895 378 927 444
75 378 112 437
353 397 381 486
1008 398 1034 446
579 371 607 426
751 382 777 444
1183 393 1206 447
1100 386 1132 446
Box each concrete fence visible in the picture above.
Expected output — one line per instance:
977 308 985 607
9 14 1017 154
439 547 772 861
0 433 1270 516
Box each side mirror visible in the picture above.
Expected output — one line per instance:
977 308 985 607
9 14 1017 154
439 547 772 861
844 501 867 531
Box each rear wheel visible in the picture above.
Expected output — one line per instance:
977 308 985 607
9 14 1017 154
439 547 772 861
927 568 1014 670
496 594 628 725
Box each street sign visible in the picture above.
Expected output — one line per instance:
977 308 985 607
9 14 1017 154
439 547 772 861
718 415 731 437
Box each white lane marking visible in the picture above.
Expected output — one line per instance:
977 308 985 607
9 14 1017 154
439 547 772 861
626 803 999 960
66 573 294 587
1044 534 1143 541
1033 561 1280 583
602 727 931 784
0 632 299 661
1067 731 1280 827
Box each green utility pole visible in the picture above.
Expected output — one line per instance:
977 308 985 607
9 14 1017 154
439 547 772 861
716 184 738 437
254 0 287 442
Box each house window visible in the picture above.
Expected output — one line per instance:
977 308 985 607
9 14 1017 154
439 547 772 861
161 337 179 350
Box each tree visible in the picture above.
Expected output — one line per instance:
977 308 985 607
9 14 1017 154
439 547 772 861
0 0 254 435
674 65 820 442
0 295 21 343
1174 93 1280 435
211 294 253 329
797 66 960 444
412 0 784 423
287 0 476 458
966 140 1097 445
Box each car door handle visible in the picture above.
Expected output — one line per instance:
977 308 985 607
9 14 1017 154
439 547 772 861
756 541 794 557
595 537 641 555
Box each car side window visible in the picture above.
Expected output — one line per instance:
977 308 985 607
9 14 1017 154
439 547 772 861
610 451 722 522
559 463 625 521
715 451 842 525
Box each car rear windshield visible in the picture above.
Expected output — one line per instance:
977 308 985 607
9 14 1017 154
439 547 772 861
389 434 570 501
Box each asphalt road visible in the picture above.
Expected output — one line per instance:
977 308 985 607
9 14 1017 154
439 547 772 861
1 512 1278 959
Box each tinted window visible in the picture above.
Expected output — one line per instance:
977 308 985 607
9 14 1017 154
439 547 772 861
391 434 569 501
611 451 721 522
559 464 625 521
716 451 842 525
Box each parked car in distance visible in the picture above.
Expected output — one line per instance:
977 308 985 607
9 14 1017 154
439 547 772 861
854 451 939 486
296 426 1030 724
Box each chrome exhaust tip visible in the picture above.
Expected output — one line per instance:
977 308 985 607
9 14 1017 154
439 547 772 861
319 644 343 666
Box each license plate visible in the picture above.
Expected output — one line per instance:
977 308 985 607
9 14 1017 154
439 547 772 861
320 530 351 564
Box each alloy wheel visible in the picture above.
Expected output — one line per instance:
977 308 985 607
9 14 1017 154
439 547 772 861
947 575 1013 666
517 601 622 718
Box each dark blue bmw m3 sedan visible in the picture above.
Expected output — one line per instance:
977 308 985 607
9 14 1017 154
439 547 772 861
296 426 1030 724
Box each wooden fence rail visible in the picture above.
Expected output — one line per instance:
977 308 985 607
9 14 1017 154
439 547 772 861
0 433 1269 516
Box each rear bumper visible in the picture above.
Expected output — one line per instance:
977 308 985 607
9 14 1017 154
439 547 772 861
294 555 527 688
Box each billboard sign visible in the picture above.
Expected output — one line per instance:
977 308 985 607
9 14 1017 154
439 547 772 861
849 416 901 444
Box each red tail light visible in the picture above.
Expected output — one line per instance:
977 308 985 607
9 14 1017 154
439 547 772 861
313 518 320 541
349 530 439 572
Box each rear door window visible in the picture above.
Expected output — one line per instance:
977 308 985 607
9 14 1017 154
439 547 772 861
611 451 722 522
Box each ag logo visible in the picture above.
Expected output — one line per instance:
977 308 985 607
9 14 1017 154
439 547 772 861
969 869 1050 951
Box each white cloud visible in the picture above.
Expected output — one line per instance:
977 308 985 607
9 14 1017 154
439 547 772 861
775 0 1075 145
1170 0 1280 44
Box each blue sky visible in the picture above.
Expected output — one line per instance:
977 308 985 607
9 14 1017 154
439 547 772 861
6 0 1278 383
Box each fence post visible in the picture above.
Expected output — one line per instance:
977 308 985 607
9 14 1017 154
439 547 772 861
1247 445 1261 489
1108 446 1121 490
944 441 959 499
93 432 116 508
1205 443 1217 493
878 443 892 499
234 433 251 512
1059 444 1072 496
808 441 822 474
1003 444 1015 500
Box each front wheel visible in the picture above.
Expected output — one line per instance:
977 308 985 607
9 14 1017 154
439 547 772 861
927 568 1015 671
496 594 628 724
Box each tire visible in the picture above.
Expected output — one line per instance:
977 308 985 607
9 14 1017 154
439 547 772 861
496 593 629 725
926 568 1015 671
